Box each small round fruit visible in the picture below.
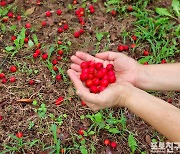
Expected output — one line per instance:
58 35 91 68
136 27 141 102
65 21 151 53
143 50 149 56
0 73 5 79
85 79 93 88
124 45 129 50
33 52 39 58
82 68 89 74
80 62 89 69
93 78 100 86
16 132 23 138
1 78 7 84
58 27 63 33
25 23 31 29
108 71 115 76
97 70 105 79
16 15 21 20
24 37 29 43
88 73 94 80
99 86 106 92
110 141 117 149
80 73 88 81
63 24 69 30
100 79 109 87
9 77 16 82
41 21 47 27
161 59 167 64
42 53 48 60
46 11 52 17
35 49 41 55
131 35 137 41
7 12 13 18
57 9 62 15
104 139 110 146
74 31 80 38
56 74 62 81
118 45 124 52
79 28 85 35
88 67 95 74
90 86 99 93
108 75 116 83
78 129 84 136
95 62 103 70
53 66 58 71
111 10 116 16
106 64 114 71
55 96 64 105
52 59 58 65
29 79 35 85
0 115 2 121
57 50 63 55
56 56 61 61
11 36 17 41
10 65 17 73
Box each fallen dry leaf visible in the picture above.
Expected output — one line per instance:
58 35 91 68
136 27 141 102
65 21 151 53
145 134 151 145
16 99 33 103
25 7 36 16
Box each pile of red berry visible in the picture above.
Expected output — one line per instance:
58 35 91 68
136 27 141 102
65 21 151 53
80 61 116 93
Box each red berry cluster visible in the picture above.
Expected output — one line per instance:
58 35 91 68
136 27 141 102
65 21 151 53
2 10 21 22
74 28 85 38
58 23 69 34
75 8 85 25
80 61 116 93
104 139 117 149
89 5 95 14
118 45 129 52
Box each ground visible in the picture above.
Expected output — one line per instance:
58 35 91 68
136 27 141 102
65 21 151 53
0 0 180 154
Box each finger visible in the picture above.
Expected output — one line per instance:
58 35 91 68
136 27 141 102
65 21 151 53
76 51 103 63
95 51 119 61
70 64 81 72
71 55 83 65
67 69 87 92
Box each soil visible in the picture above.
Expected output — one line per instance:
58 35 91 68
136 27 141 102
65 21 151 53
0 0 179 154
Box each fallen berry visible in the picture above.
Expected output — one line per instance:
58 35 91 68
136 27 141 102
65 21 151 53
127 6 133 12
11 36 17 41
33 52 39 58
16 15 21 20
56 74 62 81
10 65 17 73
24 37 29 43
56 56 61 61
131 44 136 49
81 100 86 106
63 24 69 30
104 139 110 146
57 50 63 55
131 35 137 41
111 10 116 16
144 62 148 65
143 50 149 56
118 45 124 52
45 11 52 17
35 49 41 55
110 141 117 149
16 132 23 138
53 66 58 71
57 9 62 15
58 27 63 33
2 17 8 22
0 1 6 6
1 78 7 84
0 115 2 121
9 77 16 82
8 12 14 18
161 59 167 64
78 128 84 136
25 23 31 29
41 21 47 27
74 31 80 38
57 41 62 45
52 59 58 65
79 28 85 35
0 73 5 79
29 79 35 85
42 53 48 60
89 5 95 14
55 96 64 105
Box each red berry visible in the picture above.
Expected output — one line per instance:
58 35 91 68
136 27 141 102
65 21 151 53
55 96 64 105
11 36 17 41
124 45 129 50
89 5 95 13
25 23 31 29
57 9 62 15
90 86 99 93
63 24 69 30
0 1 6 6
110 141 117 149
36 0 41 5
144 62 148 65
37 43 41 49
97 70 105 79
131 35 137 41
108 75 116 83
0 115 2 121
81 62 89 69
80 73 88 81
0 73 5 79
99 86 106 92
111 10 116 16
82 68 89 74
41 21 47 27
52 59 58 65
167 98 173 104
57 50 63 55
33 52 39 58
57 41 62 45
88 73 94 80
95 62 103 70
24 37 29 43
100 79 109 87
29 79 35 85
161 59 167 64
81 100 86 106
53 66 58 71
88 61 95 67
46 11 52 17
103 75 109 80
78 129 84 136
90 8 95 14
118 45 124 52
85 79 93 88
79 28 85 35
108 71 115 76
93 78 100 86
35 49 41 55
106 64 114 71
56 74 62 81
143 50 149 56
74 31 80 38
58 27 63 33
42 53 48 60
127 6 133 12
88 67 95 74
56 56 61 61
9 77 16 82
16 132 23 138
3 17 8 22
10 65 17 73
104 139 110 146
16 15 21 20
1 78 7 84
8 12 14 18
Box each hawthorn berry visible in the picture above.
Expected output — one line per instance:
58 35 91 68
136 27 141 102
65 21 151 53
57 41 62 45
161 59 167 64
74 31 80 38
9 77 16 82
63 24 69 30
2 17 8 22
53 66 58 71
95 62 103 70
16 132 23 138
127 6 133 12
100 79 109 87
35 49 41 55
124 45 129 50
99 86 106 92
131 35 137 41
56 74 62 81
57 50 63 55
55 96 64 105
143 50 149 56
7 12 14 18
85 79 93 88
57 9 62 15
1 78 7 84
0 1 6 6
111 10 116 16
25 23 31 29
110 141 117 149
24 37 29 43
106 64 114 71
11 36 17 41
42 53 48 60
81 62 89 69
78 128 84 136
10 65 17 73
81 100 86 106
89 5 95 14
29 79 35 85
144 62 148 65
58 27 63 33
118 45 124 52
56 56 61 61
104 139 110 146
80 73 88 81
0 115 2 121
16 15 21 20
41 21 47 27
33 52 39 58
79 28 85 35
108 75 116 83
52 59 58 65
45 11 52 17
90 86 99 93
0 73 5 79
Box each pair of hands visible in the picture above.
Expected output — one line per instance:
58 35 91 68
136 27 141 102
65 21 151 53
67 51 141 111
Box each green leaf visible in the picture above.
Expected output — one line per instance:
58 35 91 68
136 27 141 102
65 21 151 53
108 128 120 134
155 8 173 18
80 145 88 154
94 112 102 123
128 134 137 153
138 56 152 64
32 34 38 45
10 25 17 31
48 45 55 60
88 131 95 135
28 139 39 148
96 32 104 41
28 39 34 48
172 0 180 17
5 46 15 51
19 27 26 48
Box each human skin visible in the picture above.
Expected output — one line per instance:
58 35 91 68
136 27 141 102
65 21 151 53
67 51 180 141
